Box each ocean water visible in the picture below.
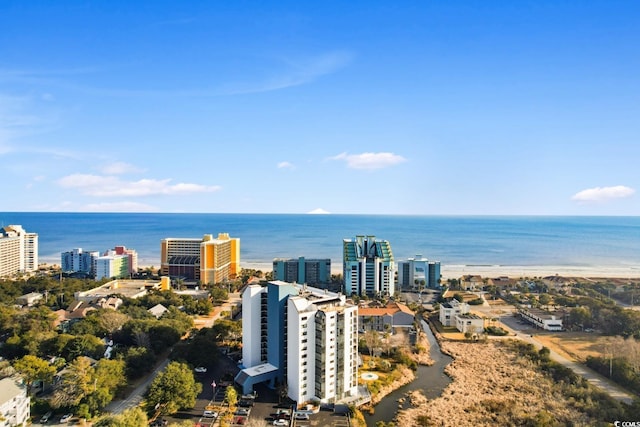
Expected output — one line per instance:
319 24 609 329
1 213 639 270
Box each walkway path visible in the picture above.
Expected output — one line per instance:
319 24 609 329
515 332 635 404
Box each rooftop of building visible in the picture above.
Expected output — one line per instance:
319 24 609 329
75 279 161 300
457 313 482 319
519 307 562 320
0 377 26 406
358 301 415 317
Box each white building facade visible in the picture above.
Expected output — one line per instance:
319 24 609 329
237 281 359 405
397 255 441 290
343 235 395 297
95 251 129 280
0 377 30 427
439 299 471 327
61 248 99 275
0 225 38 277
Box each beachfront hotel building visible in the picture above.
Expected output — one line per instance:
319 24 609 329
236 281 359 405
95 250 130 280
272 257 331 285
0 225 38 277
160 233 240 284
343 235 395 297
397 255 441 290
111 246 138 276
61 248 99 275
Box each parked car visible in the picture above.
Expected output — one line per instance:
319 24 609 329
294 412 310 420
203 410 218 418
273 420 288 426
194 366 207 373
235 408 250 416
60 413 73 423
40 411 53 424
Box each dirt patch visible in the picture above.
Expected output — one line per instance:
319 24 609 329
533 332 605 362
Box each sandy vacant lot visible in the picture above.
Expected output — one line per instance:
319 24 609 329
533 331 606 362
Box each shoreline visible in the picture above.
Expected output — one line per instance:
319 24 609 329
39 260 640 280
240 262 640 280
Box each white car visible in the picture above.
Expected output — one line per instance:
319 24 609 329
203 410 218 418
60 413 73 423
273 420 288 426
294 412 310 420
194 366 207 373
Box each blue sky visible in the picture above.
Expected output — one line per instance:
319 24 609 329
1 1 639 215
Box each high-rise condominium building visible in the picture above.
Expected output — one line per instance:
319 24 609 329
112 246 138 275
95 250 130 280
160 233 240 284
236 281 359 405
0 225 38 277
343 235 395 297
397 255 441 290
272 257 331 285
61 248 99 275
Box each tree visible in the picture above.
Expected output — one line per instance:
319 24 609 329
97 310 130 334
601 336 625 378
94 407 148 427
13 355 56 394
225 385 238 407
363 330 382 357
51 356 95 408
538 294 551 308
146 361 202 415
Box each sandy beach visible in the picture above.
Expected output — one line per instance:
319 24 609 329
241 261 640 280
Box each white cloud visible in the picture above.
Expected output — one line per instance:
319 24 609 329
277 161 295 169
308 208 330 214
100 161 145 175
330 152 407 170
571 185 635 202
57 174 221 197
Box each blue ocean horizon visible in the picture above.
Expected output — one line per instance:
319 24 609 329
1 212 639 274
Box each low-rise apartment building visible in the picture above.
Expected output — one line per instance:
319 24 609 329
519 307 564 331
439 299 471 327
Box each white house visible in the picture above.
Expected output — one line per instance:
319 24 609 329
16 292 43 307
0 377 30 427
439 299 470 327
455 313 485 334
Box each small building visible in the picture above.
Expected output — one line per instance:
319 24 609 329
439 299 470 327
16 292 43 307
461 275 484 291
519 307 563 331
0 377 30 427
455 313 485 334
74 279 163 302
358 301 415 332
148 303 169 319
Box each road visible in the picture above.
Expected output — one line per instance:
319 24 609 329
105 358 171 415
